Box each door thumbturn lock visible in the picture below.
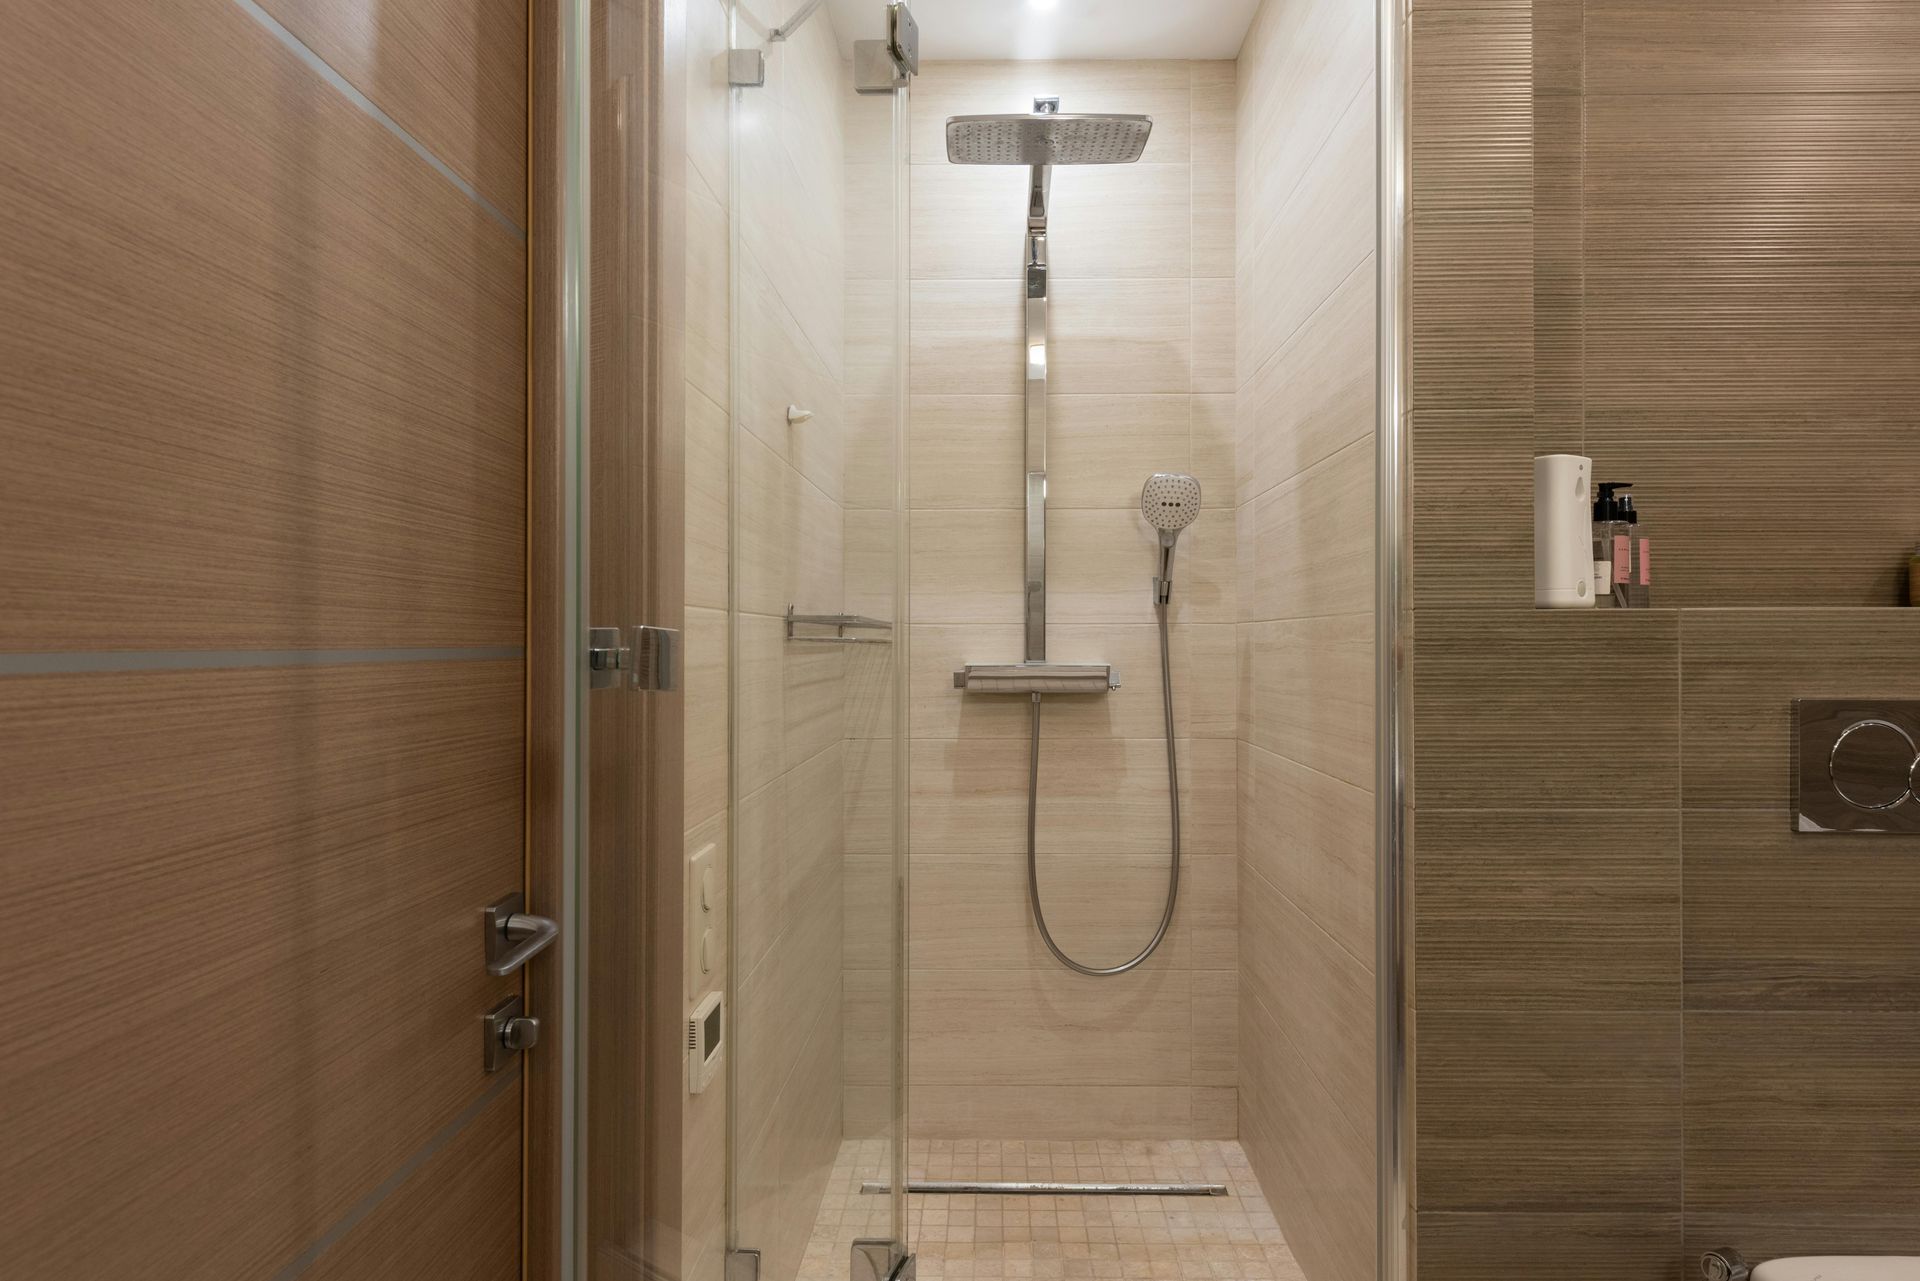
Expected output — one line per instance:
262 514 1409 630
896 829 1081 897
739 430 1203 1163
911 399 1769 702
483 994 540 1073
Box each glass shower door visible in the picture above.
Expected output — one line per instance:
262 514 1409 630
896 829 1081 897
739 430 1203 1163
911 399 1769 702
727 1 909 1278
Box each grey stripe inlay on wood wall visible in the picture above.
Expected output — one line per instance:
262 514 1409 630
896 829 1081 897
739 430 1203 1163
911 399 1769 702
227 0 527 241
0 646 524 676
273 1066 523 1281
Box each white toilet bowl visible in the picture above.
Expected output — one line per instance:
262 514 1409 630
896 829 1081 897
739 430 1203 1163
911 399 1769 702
1753 1259 1920 1281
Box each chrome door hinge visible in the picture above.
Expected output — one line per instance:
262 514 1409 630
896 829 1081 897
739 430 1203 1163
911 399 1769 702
726 1249 760 1281
588 625 679 691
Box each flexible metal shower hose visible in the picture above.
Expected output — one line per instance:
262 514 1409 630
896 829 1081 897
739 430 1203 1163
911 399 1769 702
1026 598 1180 976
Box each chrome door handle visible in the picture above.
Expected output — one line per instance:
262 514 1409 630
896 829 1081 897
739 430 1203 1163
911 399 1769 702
483 893 559 976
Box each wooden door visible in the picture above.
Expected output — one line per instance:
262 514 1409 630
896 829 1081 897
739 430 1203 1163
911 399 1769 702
0 1 535 1276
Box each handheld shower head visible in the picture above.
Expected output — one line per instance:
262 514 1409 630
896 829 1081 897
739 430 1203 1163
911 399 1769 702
1142 473 1201 607
1141 472 1202 544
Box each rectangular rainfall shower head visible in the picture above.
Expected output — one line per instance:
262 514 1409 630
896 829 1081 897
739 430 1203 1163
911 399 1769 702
945 113 1153 166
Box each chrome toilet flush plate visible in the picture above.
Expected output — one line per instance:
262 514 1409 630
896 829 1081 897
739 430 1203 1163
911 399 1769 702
1795 699 1920 834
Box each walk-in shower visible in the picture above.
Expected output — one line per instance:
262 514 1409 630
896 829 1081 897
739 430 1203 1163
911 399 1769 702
944 102 1192 978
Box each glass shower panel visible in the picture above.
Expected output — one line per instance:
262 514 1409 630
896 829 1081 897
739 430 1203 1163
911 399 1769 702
727 1 908 1279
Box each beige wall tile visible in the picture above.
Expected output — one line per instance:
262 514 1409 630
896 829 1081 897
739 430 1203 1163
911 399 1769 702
908 853 1193 971
1244 256 1375 498
911 737 1236 857
735 611 785 796
1247 613 1373 790
910 280 1024 395
686 388 730 609
908 509 1025 626
909 162 1029 280
910 964 1192 1086
1192 1086 1238 1140
1047 395 1191 509
1240 868 1373 1143
1248 435 1374 622
1243 745 1374 967
1192 969 1238 1086
685 605 731 828
1049 164 1194 281
908 394 1023 509
1191 279 1236 393
1049 279 1192 395
909 1085 1194 1140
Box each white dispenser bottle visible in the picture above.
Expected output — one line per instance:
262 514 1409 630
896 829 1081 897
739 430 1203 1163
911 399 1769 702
1534 453 1595 608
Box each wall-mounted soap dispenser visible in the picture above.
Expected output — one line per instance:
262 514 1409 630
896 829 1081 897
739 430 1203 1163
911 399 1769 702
1535 454 1595 608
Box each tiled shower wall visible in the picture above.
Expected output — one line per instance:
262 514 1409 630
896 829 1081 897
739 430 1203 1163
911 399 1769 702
898 59 1241 1140
1409 1 1920 1276
1232 0 1378 1278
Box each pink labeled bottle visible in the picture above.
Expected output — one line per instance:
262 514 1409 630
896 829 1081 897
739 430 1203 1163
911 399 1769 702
1613 491 1652 608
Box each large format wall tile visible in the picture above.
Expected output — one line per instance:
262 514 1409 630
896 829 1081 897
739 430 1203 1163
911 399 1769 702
1584 1 1920 96
1686 1011 1920 1219
1415 1010 1684 1213
1240 867 1374 1145
909 966 1191 1087
1414 610 1679 811
1415 810 1681 1010
1417 1213 1682 1281
1684 810 1920 1012
1679 609 1920 808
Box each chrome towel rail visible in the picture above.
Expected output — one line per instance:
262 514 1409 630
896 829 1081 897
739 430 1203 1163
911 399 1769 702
785 606 894 644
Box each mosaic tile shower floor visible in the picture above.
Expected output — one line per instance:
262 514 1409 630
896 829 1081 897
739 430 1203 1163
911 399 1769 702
797 1139 1307 1281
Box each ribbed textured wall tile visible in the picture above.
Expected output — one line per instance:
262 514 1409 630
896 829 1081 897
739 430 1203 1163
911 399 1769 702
1532 0 1583 97
1532 92 1584 451
1417 1213 1682 1281
1415 1010 1684 1212
1685 1011 1920 1218
1679 610 1920 808
1409 411 1534 610
1585 1 1920 96
1413 610 1679 810
1409 212 1534 410
1409 8 1533 212
1416 810 1681 1010
1683 810 1920 1011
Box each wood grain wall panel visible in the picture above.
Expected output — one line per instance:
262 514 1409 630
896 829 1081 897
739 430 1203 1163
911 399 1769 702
0 0 526 652
1413 610 1678 810
1684 810 1920 1012
1584 1 1920 96
255 0 528 222
1679 609 1920 808
1418 1213 1682 1281
303 1080 522 1281
1416 810 1681 1010
1414 1010 1683 1213
1685 1012 1920 1219
0 661 523 1277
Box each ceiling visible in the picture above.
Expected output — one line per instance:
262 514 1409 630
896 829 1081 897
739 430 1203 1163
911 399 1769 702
820 0 1263 62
